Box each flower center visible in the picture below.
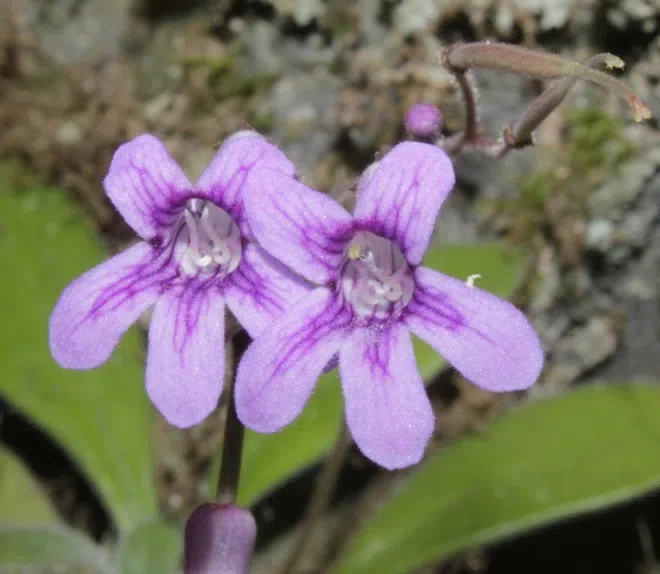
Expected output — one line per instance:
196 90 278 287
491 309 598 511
176 199 242 278
340 231 414 320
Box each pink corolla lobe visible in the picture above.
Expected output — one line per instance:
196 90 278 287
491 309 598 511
184 503 256 574
49 131 309 428
235 141 544 470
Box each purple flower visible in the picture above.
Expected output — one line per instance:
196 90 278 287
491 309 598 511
184 503 256 574
405 104 443 138
235 141 544 470
49 131 309 427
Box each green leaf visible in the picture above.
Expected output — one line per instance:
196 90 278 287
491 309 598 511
237 371 343 506
0 448 58 525
0 525 111 572
117 521 181 574
422 242 526 299
335 382 660 574
416 242 526 380
0 165 156 531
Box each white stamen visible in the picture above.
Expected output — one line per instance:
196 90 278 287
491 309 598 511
198 254 213 267
201 206 226 246
466 274 482 288
341 231 414 320
212 247 231 265
177 200 242 277
383 281 403 301
201 207 232 264
184 209 206 265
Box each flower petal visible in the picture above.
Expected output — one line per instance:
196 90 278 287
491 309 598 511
146 283 226 428
235 288 351 432
406 267 544 392
339 325 434 470
196 132 296 231
354 142 455 266
49 242 162 369
103 134 192 240
225 243 311 338
243 169 353 284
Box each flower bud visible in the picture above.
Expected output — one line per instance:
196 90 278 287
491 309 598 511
184 503 257 574
405 104 443 138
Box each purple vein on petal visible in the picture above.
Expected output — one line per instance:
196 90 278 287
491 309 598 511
361 328 395 379
407 278 503 353
269 193 353 264
354 143 455 266
219 165 250 225
128 157 187 232
79 244 175 331
224 244 311 338
406 267 543 392
231 263 281 312
406 275 466 333
228 256 287 317
248 293 351 403
272 296 349 379
358 165 424 255
168 278 218 364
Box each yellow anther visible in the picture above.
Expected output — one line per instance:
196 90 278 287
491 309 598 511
347 243 362 261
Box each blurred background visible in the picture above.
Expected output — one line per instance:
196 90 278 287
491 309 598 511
2 0 660 572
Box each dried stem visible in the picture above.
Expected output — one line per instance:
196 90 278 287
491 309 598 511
442 69 479 153
497 53 623 155
445 42 651 122
280 416 351 574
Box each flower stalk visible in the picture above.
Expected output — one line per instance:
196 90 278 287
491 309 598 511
183 331 254 574
446 69 480 152
216 331 249 504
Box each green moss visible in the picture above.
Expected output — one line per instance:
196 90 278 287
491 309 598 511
247 109 275 133
485 108 635 244
210 71 279 100
565 108 635 173
180 54 234 75
181 50 279 101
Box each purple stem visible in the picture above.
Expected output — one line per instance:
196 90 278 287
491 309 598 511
216 330 250 504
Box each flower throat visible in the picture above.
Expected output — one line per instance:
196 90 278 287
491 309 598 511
341 231 414 320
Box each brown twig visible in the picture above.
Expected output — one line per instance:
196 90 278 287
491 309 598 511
440 42 648 156
444 42 650 122
493 53 625 156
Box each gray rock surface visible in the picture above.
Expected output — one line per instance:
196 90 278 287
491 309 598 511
24 0 136 65
531 141 660 388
